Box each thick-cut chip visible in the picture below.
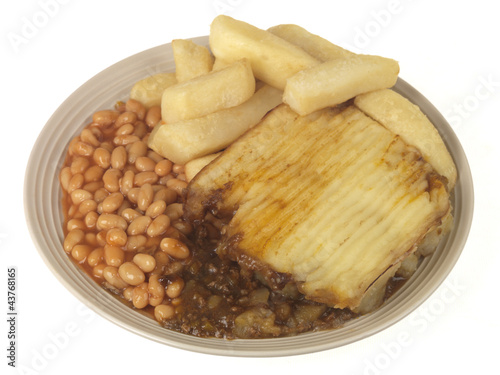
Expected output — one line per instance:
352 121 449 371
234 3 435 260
283 54 399 116
211 58 232 71
185 104 450 310
130 72 177 109
185 152 221 182
355 89 457 189
172 39 214 82
209 15 319 90
161 59 255 124
149 84 282 165
268 24 354 61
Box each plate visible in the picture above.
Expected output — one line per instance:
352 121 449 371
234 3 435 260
24 36 473 357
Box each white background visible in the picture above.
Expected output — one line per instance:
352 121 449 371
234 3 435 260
1 0 499 374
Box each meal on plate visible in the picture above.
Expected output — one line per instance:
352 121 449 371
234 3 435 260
59 15 456 338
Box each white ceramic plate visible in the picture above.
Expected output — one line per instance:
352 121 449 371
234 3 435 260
24 36 473 357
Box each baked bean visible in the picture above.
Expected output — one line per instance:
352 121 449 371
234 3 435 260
149 150 166 163
96 213 128 231
123 286 134 301
166 278 185 299
101 192 124 213
68 137 80 156
133 253 156 273
84 211 99 229
85 232 98 246
100 141 114 153
96 231 107 247
117 200 132 216
165 203 183 221
134 171 158 186
63 228 84 253
132 283 149 308
87 247 104 267
135 156 155 172
66 218 85 231
166 178 187 196
90 126 103 139
176 173 187 182
123 164 138 175
127 215 152 236
145 106 161 127
154 250 169 267
105 228 127 247
154 159 173 177
67 204 80 219
93 264 106 279
71 157 89 174
84 165 105 183
127 141 148 164
111 146 127 170
67 173 84 193
118 262 145 286
71 244 93 263
93 110 119 127
147 214 170 237
103 266 128 289
115 100 126 112
78 199 97 215
141 132 150 145
127 187 140 204
104 245 125 267
93 147 111 169
59 167 72 191
154 304 175 322
160 238 190 260
94 187 110 203
172 164 185 174
114 134 140 146
154 188 177 205
102 168 122 193
133 121 148 139
70 189 93 205
126 99 146 120
80 128 101 147
115 111 138 128
147 274 164 306
120 170 135 195
158 175 175 188
137 183 154 212
82 181 104 193
121 208 141 223
73 141 94 157
125 235 147 252
145 236 161 250
172 219 193 236
145 200 166 218
115 123 135 136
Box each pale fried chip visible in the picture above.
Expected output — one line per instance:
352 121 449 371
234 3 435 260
161 59 255 123
283 54 399 115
